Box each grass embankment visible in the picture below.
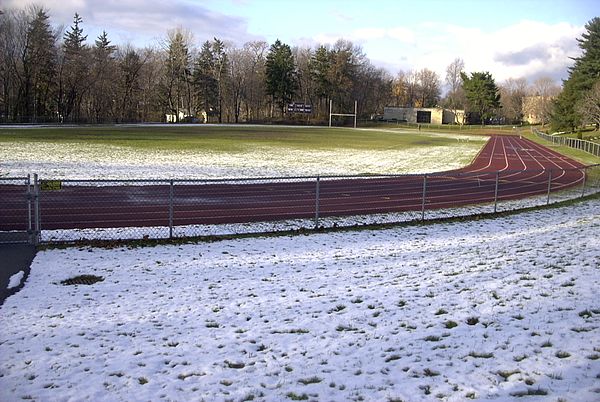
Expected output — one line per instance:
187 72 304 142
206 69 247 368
516 128 600 166
0 125 460 152
368 122 599 165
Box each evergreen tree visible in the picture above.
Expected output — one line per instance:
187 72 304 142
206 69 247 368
460 71 501 124
192 38 227 122
60 12 89 122
552 17 600 132
310 46 332 102
212 38 228 123
162 29 192 122
22 7 57 122
193 41 218 120
265 39 298 116
309 45 340 117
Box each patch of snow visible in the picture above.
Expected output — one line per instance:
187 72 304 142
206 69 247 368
1 198 599 401
1 137 485 180
6 271 24 289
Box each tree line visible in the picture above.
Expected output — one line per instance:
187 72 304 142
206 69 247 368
0 7 395 124
0 7 598 131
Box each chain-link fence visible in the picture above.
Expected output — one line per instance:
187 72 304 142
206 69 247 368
0 175 36 244
1 166 598 244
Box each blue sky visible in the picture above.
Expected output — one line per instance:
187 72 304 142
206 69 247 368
5 0 597 85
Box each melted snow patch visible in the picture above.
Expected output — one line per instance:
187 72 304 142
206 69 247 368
1 139 484 180
7 271 24 289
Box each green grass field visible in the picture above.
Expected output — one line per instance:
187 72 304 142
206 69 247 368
0 125 490 179
0 125 476 152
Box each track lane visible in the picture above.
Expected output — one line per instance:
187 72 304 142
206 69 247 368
0 135 590 230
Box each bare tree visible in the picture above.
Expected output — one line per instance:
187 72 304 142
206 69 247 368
356 63 392 117
116 44 144 122
227 45 249 123
577 80 600 130
416 68 441 108
392 70 420 107
242 41 267 121
0 8 28 121
293 46 316 109
445 58 465 123
499 77 527 124
528 76 560 126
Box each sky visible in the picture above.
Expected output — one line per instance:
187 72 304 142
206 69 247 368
3 0 598 86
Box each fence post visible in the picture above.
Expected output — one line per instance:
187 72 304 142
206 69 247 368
26 174 32 244
315 176 320 229
169 180 174 239
546 169 552 205
33 173 40 245
581 167 587 198
494 171 499 213
421 174 427 221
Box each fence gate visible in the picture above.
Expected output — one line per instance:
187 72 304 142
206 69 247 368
0 175 38 244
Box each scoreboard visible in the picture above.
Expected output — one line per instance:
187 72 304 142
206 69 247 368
287 102 312 114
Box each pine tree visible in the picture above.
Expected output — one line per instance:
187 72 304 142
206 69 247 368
552 17 600 132
22 7 57 122
193 41 218 121
461 71 501 125
265 39 298 116
162 29 192 122
211 38 227 123
60 12 89 122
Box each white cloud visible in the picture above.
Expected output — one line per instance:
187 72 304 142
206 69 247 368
387 27 416 44
4 0 256 47
363 20 583 85
352 27 386 40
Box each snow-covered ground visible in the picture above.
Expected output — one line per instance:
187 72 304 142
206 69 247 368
1 134 485 180
1 198 599 401
6 271 24 289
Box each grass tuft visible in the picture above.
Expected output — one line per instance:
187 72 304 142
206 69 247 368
286 392 309 400
298 376 322 385
510 388 548 397
444 320 458 329
468 351 494 359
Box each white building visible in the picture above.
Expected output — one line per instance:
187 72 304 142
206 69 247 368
383 107 465 125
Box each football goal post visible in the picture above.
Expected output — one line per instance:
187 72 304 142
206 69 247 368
329 100 357 128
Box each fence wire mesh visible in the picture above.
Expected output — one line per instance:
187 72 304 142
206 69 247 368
0 176 32 244
1 166 598 244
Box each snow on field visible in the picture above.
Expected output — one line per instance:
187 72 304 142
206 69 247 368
6 271 24 289
1 136 485 180
1 199 599 401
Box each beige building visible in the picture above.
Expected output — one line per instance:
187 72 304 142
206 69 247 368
383 107 465 125
522 96 553 125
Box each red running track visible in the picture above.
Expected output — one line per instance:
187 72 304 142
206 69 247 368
0 135 588 231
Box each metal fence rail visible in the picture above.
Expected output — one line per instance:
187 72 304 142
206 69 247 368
534 128 600 157
1 165 599 244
